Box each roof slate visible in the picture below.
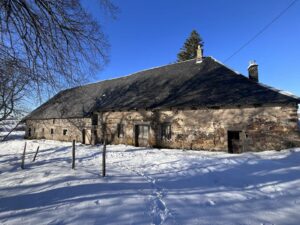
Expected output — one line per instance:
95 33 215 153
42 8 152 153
26 57 300 119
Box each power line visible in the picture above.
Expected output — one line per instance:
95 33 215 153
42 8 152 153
224 0 299 62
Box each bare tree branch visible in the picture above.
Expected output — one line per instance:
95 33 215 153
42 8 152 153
0 0 116 98
0 58 30 121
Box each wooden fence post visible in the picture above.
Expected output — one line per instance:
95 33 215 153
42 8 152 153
102 139 106 177
32 146 40 162
72 140 75 169
21 142 27 169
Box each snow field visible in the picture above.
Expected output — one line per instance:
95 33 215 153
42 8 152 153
1 133 300 225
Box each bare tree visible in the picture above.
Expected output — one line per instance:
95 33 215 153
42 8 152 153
0 58 30 121
0 0 117 98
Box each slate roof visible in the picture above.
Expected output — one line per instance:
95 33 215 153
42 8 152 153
26 57 300 120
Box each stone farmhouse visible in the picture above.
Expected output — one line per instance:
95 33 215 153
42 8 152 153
24 49 300 153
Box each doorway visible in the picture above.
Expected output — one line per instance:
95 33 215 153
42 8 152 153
135 125 150 147
82 129 86 144
228 131 241 153
92 129 98 145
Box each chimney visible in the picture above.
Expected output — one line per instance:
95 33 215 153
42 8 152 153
248 60 258 82
196 45 203 63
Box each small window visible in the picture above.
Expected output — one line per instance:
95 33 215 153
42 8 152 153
33 128 36 133
63 129 68 136
28 128 32 137
161 123 171 140
92 114 98 126
117 124 125 138
51 128 54 135
53 119 56 124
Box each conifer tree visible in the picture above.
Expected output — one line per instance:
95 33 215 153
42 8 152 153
177 30 204 62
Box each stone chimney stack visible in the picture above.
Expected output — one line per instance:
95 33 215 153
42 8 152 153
248 60 258 82
196 45 203 63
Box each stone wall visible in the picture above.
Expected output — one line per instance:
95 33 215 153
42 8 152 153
25 103 300 152
97 104 299 151
25 118 92 144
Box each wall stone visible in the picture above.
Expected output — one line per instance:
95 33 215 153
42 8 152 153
25 104 300 152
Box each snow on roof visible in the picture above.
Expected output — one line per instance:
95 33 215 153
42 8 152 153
259 83 300 101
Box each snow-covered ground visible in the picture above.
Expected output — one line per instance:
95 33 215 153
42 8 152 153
1 133 300 225
0 120 23 132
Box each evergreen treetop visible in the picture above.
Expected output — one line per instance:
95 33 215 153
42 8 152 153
177 30 204 62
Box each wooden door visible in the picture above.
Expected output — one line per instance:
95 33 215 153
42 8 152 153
135 125 149 147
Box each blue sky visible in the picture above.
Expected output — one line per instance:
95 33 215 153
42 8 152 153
85 0 300 97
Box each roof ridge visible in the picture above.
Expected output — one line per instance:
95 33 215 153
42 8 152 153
38 56 202 95
209 56 242 75
79 58 198 88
